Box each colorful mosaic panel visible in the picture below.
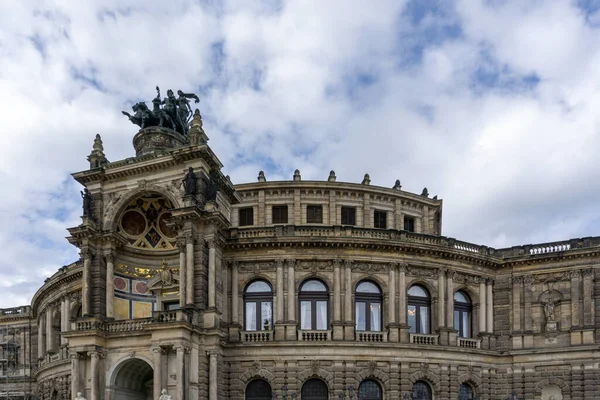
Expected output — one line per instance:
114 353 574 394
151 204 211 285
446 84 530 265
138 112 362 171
118 194 176 250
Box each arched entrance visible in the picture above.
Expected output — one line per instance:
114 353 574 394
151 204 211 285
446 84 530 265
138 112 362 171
245 379 272 400
112 358 153 400
301 378 328 400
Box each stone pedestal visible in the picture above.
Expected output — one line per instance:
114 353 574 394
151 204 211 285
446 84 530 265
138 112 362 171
203 308 220 329
438 327 457 346
132 127 187 157
332 322 344 341
343 323 355 341
228 324 241 343
274 323 286 341
399 324 410 344
387 323 400 343
284 323 298 341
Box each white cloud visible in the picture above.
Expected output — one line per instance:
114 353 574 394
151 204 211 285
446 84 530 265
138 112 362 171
0 0 599 307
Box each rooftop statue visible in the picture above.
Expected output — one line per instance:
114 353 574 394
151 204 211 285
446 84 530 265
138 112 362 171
158 389 173 400
74 392 87 400
122 86 200 136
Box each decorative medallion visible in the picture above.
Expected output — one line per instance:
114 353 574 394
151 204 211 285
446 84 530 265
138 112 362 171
118 194 176 250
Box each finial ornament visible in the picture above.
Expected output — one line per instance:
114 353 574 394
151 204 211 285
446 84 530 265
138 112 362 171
293 169 301 181
87 134 108 168
187 109 209 145
362 174 370 185
258 171 266 182
421 187 429 197
328 170 336 182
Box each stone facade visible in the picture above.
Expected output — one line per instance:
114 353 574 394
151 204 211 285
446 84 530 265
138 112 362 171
1 120 599 400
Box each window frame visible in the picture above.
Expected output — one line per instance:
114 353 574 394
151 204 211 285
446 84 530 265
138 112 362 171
298 279 329 330
374 210 387 229
245 378 273 400
355 281 383 332
454 291 472 338
306 205 323 224
358 379 383 400
341 206 356 225
239 207 254 227
244 280 273 331
407 285 431 334
412 380 432 400
458 383 474 400
271 205 288 224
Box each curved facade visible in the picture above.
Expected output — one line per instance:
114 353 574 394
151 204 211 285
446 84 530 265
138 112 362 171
1 116 599 400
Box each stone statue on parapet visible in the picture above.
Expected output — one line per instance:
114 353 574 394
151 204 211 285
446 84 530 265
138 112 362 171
203 169 220 202
122 86 201 136
158 389 173 400
74 392 87 400
183 167 197 196
80 188 92 216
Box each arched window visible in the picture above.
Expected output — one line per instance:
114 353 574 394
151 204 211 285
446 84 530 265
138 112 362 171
458 383 474 400
245 379 272 400
358 379 382 400
355 281 382 331
299 280 329 330
412 380 432 400
244 281 273 331
301 378 328 400
454 291 472 338
407 285 430 334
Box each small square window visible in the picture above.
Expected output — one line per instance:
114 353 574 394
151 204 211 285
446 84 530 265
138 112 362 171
272 205 288 224
374 210 387 229
239 207 254 226
163 301 179 311
306 205 323 224
404 216 415 232
341 206 356 225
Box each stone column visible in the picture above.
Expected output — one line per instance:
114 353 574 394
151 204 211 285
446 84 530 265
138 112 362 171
152 346 163 398
333 260 341 322
176 346 185 400
583 269 594 326
287 259 296 321
60 299 66 345
479 281 486 333
38 317 44 357
82 249 92 316
208 351 218 400
45 309 53 352
178 239 186 307
70 353 81 397
208 239 217 309
398 264 408 343
446 271 454 329
343 260 354 340
437 269 445 329
486 279 494 334
388 264 396 324
89 351 99 400
229 262 240 342
523 276 532 333
185 235 195 306
571 270 581 328
105 251 115 319
276 260 284 322
512 277 522 332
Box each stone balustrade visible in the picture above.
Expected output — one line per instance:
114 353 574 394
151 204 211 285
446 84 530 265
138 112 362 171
105 319 152 333
410 333 439 346
356 331 386 343
152 309 193 324
298 330 330 341
457 338 480 349
241 330 273 342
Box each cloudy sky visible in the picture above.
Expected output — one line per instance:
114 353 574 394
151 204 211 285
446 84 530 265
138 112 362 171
1 0 600 307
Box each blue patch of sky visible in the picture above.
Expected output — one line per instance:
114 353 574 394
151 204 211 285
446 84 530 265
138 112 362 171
469 50 540 95
70 66 105 92
395 0 462 67
28 34 46 59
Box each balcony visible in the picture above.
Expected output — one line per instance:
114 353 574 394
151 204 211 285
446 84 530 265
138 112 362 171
410 333 439 346
105 318 152 333
356 331 386 343
298 330 331 341
457 338 481 349
241 330 273 342
152 309 193 324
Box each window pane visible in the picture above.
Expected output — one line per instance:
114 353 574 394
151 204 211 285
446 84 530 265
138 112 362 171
356 281 380 293
341 207 356 225
301 280 327 292
261 301 272 330
463 312 470 337
272 205 288 224
246 281 271 293
407 305 416 333
246 302 257 331
370 303 381 331
454 291 468 303
408 286 428 297
307 205 323 223
458 383 474 400
356 302 366 331
316 301 327 330
420 306 429 334
301 301 312 330
454 310 460 331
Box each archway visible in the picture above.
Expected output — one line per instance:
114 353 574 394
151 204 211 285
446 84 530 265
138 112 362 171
301 378 328 400
112 358 153 400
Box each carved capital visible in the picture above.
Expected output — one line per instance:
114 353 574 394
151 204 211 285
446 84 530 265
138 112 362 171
286 258 296 268
523 275 533 285
343 259 354 268
104 251 115 264
184 233 195 245
332 259 342 268
570 270 581 279
446 269 454 279
276 259 284 269
206 239 217 249
582 268 594 277
398 262 408 273
387 262 397 272
80 248 92 261
176 239 186 251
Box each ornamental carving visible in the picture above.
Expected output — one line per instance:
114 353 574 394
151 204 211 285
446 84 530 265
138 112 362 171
238 262 276 273
118 194 177 250
353 263 387 274
297 261 332 273
532 271 570 284
115 263 179 279
407 266 437 278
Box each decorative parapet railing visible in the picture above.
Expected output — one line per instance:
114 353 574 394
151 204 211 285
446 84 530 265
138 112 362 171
0 306 31 317
241 330 273 342
105 318 152 333
152 309 193 324
231 226 600 260
410 333 438 346
356 331 386 343
75 318 105 331
38 346 69 368
298 330 331 341
457 338 480 349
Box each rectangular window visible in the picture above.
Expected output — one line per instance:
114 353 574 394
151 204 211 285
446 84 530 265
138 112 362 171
301 301 312 330
341 206 356 225
163 301 180 311
420 306 430 334
272 205 288 224
246 302 257 331
404 216 415 232
370 303 381 331
374 210 387 229
261 301 272 330
316 301 328 330
407 305 416 333
239 207 254 226
306 205 323 224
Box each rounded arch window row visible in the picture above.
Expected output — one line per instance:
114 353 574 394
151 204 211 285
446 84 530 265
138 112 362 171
245 378 476 400
243 278 475 338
